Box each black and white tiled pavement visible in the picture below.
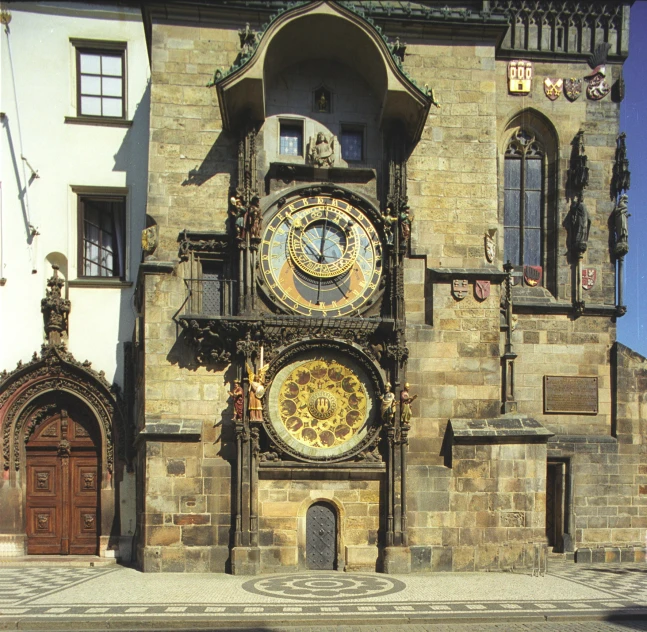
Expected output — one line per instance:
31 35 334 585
0 563 645 624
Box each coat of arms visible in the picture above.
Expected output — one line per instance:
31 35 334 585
585 42 611 101
582 268 597 291
523 265 542 287
508 60 532 94
475 280 490 301
452 279 468 301
564 77 582 102
544 78 563 100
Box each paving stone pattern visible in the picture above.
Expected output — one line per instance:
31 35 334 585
0 563 645 628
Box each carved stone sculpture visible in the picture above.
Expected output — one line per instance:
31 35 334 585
485 229 496 263
379 383 396 425
569 130 589 192
229 379 244 421
613 194 630 258
247 195 262 241
307 132 335 167
41 265 70 346
612 132 631 198
569 196 591 256
229 195 246 240
399 207 413 246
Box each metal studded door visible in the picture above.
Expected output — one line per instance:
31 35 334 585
306 502 337 570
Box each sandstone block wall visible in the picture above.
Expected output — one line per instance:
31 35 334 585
136 11 642 573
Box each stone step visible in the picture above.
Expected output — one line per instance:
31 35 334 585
0 555 116 567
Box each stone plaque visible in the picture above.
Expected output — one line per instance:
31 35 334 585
544 376 598 414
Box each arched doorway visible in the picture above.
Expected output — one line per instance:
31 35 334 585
25 409 100 555
306 501 337 570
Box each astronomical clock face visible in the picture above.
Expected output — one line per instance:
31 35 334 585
267 353 376 460
260 196 382 317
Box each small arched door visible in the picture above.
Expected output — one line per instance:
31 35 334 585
306 502 337 570
25 410 100 555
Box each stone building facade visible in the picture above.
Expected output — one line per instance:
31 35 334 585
133 0 645 574
0 0 647 574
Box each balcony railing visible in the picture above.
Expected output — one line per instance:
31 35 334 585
183 278 238 317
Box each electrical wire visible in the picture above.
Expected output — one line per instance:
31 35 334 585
2 18 38 273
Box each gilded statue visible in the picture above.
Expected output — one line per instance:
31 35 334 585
400 383 418 424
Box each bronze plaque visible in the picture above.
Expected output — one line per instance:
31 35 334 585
544 376 598 414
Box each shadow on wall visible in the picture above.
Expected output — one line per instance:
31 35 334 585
111 79 150 389
181 128 237 187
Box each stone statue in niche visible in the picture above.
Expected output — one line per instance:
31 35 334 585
379 383 396 425
400 383 417 423
229 195 246 240
247 195 262 241
247 363 268 422
399 206 413 246
569 195 591 256
382 204 397 245
229 379 244 421
307 132 335 168
613 194 630 258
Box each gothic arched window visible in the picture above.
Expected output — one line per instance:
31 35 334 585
504 130 544 273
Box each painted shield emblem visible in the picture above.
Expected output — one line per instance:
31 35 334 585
564 77 582 101
544 77 563 100
586 74 610 100
523 265 543 287
452 279 468 301
475 280 490 301
508 60 533 94
582 268 597 291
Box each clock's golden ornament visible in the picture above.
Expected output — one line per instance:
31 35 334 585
277 358 367 450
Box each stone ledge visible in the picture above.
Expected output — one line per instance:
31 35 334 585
428 268 507 283
549 435 617 445
448 416 553 445
575 546 646 565
139 261 176 275
136 419 202 442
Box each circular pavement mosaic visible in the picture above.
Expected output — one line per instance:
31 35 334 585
241 573 406 601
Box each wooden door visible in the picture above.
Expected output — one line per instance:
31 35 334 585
26 411 100 555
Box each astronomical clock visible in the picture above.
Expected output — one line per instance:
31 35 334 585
259 195 383 318
253 190 388 464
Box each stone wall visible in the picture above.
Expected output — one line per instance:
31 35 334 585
137 7 641 573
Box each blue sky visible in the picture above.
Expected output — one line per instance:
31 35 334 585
618 1 647 357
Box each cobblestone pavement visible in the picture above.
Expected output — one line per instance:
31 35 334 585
0 562 645 630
